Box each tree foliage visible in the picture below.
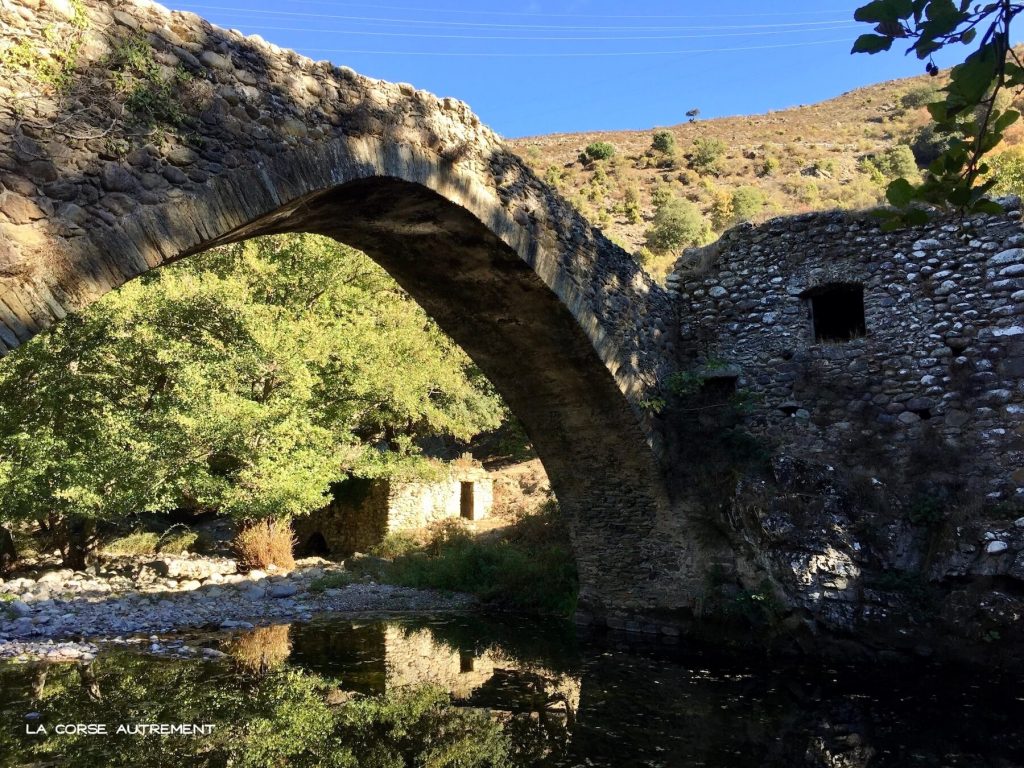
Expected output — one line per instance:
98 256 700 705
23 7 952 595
652 130 676 154
583 141 616 161
685 137 727 177
0 235 503 562
644 197 712 253
853 0 1024 224
989 145 1024 195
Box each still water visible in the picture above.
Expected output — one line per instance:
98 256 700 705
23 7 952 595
1 614 1022 767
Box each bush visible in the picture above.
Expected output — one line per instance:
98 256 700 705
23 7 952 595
759 155 780 177
308 570 357 592
644 198 712 253
381 504 578 616
156 526 198 554
864 144 920 183
652 130 676 154
988 146 1024 198
583 141 616 161
228 624 292 674
369 531 420 559
651 183 674 208
103 531 159 556
686 136 727 176
235 519 296 571
731 186 766 223
623 185 642 223
901 83 943 110
911 123 952 166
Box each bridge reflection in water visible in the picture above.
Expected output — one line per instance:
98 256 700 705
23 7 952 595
283 617 580 724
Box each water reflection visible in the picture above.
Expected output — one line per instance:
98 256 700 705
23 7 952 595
1 615 1022 767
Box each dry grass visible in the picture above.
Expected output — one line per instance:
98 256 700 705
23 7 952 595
227 624 292 674
103 531 159 556
234 518 296 572
507 65 1024 281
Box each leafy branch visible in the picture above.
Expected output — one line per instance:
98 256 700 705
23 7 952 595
853 0 1024 225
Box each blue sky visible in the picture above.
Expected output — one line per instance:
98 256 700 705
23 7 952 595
164 0 967 138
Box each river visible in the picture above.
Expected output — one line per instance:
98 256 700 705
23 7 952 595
1 614 1022 767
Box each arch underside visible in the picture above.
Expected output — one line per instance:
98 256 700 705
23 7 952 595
198 177 686 614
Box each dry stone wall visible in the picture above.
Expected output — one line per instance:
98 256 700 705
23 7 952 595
669 201 1024 500
666 203 1024 658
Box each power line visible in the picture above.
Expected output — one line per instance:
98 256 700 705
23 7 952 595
175 5 857 31
194 22 860 42
219 0 857 20
298 37 855 57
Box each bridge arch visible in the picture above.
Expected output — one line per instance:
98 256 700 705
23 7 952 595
0 0 704 619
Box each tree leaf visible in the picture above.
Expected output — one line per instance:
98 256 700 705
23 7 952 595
886 177 917 207
971 198 1006 215
995 110 1020 133
854 0 907 23
852 33 895 53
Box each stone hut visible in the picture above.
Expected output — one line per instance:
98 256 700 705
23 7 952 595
666 201 1024 501
295 462 494 557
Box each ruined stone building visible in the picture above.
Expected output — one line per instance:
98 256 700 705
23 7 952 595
294 463 494 557
667 202 1024 502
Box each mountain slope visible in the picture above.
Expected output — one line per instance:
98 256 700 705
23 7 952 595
507 69 1023 277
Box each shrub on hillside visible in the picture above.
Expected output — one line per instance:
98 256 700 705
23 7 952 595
583 141 616 161
863 144 920 183
644 197 712 253
235 518 295 571
758 155 780 177
651 183 675 208
731 186 766 223
652 130 676 154
910 123 952 166
900 83 943 111
623 185 642 223
989 147 1024 198
686 136 727 176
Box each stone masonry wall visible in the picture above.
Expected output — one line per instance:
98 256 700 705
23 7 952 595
668 201 1024 500
664 203 1024 656
386 477 493 531
294 474 493 557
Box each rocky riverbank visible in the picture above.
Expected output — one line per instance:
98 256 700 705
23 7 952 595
0 553 475 659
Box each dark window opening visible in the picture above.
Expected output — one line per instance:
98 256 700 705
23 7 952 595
700 375 738 401
460 481 475 519
911 407 932 420
298 531 330 557
459 650 475 673
802 283 866 342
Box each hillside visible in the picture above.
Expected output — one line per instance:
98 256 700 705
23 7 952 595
507 69 1024 278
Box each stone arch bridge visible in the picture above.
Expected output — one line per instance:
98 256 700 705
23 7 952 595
0 0 705 623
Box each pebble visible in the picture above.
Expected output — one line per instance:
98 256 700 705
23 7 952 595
0 555 474 652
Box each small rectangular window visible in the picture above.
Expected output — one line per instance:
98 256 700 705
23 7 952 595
802 283 866 342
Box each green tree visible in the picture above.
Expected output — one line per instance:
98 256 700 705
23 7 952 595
644 198 712 253
730 186 767 223
685 136 727 176
623 185 643 223
652 130 676 154
0 235 503 567
853 0 1024 222
583 141 616 161
865 144 922 183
